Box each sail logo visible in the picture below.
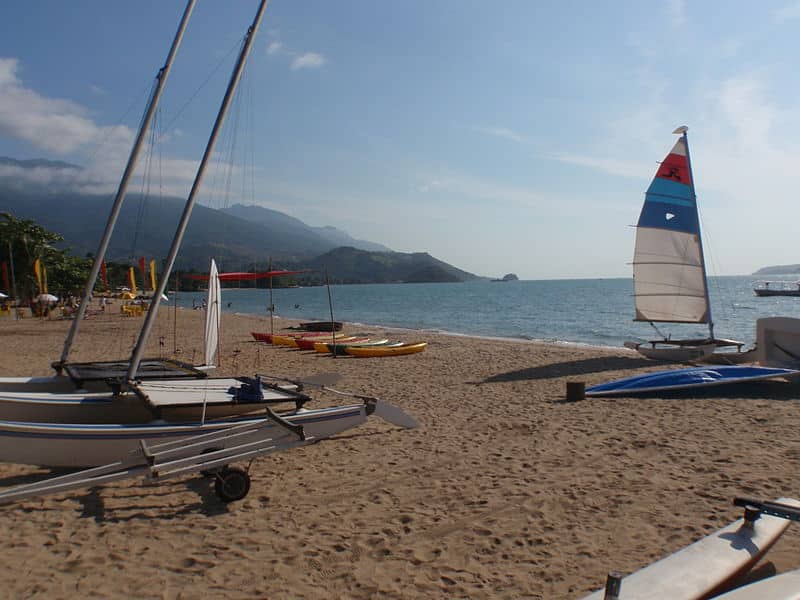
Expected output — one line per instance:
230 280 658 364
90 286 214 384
665 212 675 220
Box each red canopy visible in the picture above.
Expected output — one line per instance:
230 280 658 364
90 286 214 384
184 269 308 281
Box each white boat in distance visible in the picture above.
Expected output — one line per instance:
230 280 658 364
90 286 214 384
625 127 746 362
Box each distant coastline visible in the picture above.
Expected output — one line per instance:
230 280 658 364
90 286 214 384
753 264 800 275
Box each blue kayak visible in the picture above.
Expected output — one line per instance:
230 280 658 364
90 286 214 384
586 365 800 397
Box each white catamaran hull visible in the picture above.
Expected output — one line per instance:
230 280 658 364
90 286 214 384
627 342 716 363
0 404 368 468
0 377 305 424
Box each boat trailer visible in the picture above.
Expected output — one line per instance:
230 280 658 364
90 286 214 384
0 409 312 506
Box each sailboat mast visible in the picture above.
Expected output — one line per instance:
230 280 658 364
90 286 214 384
127 0 270 381
59 0 196 366
681 127 715 341
268 256 274 337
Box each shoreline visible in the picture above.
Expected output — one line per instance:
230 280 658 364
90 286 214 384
0 308 797 598
247 311 636 354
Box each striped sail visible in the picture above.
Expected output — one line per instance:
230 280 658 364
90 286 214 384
633 128 709 324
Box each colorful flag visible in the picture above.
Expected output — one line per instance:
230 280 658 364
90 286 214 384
128 267 138 293
100 261 108 292
1 261 8 293
138 257 147 290
149 259 157 291
34 258 43 294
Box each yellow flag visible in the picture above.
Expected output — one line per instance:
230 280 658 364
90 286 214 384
128 267 138 293
149 259 157 291
34 258 43 294
42 265 48 294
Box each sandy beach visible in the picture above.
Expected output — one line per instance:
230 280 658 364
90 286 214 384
0 307 798 599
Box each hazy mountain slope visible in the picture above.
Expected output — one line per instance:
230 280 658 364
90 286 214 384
222 204 391 253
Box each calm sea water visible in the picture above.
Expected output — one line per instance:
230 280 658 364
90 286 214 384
173 276 800 349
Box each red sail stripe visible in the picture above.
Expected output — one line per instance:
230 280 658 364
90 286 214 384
655 153 692 187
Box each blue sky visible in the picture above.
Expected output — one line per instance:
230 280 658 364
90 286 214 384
2 1 800 279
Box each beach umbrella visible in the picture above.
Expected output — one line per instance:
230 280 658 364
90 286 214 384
36 293 58 302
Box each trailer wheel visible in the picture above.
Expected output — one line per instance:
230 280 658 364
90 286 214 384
214 467 251 503
200 447 224 477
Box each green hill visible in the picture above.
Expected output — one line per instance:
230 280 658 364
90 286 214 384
304 247 480 283
0 157 479 283
753 264 800 275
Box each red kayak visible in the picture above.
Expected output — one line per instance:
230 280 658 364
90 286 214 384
251 331 332 344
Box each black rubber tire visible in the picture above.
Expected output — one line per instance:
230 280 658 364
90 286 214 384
214 467 251 503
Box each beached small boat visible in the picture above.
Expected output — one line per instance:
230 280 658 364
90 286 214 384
313 339 393 355
585 365 800 397
625 126 745 363
0 394 417 505
293 321 343 332
581 497 800 600
294 335 369 350
345 342 428 358
251 331 274 343
255 331 331 346
0 375 316 423
0 398 412 468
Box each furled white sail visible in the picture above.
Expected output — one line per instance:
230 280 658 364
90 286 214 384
203 259 221 367
632 133 709 324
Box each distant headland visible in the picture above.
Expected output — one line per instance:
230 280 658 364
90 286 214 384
753 264 800 275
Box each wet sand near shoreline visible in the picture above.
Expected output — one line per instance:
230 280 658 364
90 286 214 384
0 307 798 598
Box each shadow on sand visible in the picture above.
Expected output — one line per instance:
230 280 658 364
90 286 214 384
475 356 657 385
0 469 233 522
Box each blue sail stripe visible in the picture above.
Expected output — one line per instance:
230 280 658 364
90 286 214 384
637 203 700 234
645 177 694 204
644 193 694 208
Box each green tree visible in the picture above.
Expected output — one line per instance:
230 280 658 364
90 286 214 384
0 212 91 302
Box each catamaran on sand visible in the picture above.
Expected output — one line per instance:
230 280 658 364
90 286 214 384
624 126 746 363
0 0 417 505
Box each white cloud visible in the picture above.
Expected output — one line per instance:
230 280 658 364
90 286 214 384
291 52 326 70
0 57 108 154
266 37 327 71
0 58 246 199
472 126 527 144
89 83 107 96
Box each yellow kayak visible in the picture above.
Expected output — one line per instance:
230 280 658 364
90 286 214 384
313 339 392 354
271 334 300 347
344 342 427 358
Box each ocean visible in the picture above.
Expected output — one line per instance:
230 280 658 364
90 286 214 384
173 275 800 349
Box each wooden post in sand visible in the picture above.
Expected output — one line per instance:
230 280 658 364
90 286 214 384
603 571 622 599
566 381 585 402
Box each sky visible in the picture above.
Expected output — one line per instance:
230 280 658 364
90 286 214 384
2 1 800 280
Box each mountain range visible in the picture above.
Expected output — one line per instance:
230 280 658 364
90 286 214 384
0 156 480 283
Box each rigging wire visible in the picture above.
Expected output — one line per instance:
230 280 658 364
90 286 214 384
697 205 736 321
156 36 245 145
